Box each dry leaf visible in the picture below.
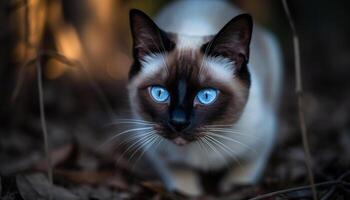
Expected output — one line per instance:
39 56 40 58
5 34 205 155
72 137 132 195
16 173 78 200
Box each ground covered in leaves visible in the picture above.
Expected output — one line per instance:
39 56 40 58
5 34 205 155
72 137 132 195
1 65 350 200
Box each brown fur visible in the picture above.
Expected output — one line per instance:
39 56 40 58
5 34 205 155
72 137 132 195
128 39 249 142
128 10 253 144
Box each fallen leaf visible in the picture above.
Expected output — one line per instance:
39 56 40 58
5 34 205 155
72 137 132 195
141 181 166 194
54 169 114 185
0 153 41 175
35 143 74 171
141 181 183 199
106 176 129 191
16 173 78 200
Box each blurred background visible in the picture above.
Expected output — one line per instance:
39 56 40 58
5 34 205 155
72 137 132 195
0 0 349 199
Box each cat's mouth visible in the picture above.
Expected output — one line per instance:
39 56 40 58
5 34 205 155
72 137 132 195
154 125 202 146
172 137 189 146
159 131 200 146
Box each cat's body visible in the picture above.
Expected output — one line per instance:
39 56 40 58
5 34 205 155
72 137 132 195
126 0 282 195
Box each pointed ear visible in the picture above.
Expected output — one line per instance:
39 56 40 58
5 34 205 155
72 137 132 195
129 9 175 59
202 14 253 69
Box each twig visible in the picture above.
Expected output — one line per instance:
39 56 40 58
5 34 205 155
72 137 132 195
36 58 53 200
12 0 29 102
249 180 338 200
319 171 350 200
249 171 350 200
282 1 318 200
320 186 336 200
24 0 28 57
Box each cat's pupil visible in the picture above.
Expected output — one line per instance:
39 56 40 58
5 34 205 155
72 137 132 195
158 90 161 97
205 93 209 99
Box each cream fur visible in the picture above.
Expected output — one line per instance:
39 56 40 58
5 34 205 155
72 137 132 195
129 0 283 192
152 0 282 171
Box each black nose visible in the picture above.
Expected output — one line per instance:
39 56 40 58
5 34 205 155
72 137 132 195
169 109 190 132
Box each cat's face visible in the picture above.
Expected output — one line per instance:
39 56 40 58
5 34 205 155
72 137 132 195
127 9 252 145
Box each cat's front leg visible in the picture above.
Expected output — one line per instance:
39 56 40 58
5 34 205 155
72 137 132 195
145 151 202 196
168 167 203 196
219 150 269 192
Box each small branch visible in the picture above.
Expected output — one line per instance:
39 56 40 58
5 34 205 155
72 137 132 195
11 0 30 102
249 180 342 200
249 180 337 200
282 1 318 200
36 58 53 200
282 0 302 93
24 0 29 57
249 171 350 200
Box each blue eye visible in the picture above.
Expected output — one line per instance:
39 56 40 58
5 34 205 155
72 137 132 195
196 88 218 105
150 86 170 102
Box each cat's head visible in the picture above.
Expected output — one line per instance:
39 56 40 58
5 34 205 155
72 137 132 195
127 9 252 145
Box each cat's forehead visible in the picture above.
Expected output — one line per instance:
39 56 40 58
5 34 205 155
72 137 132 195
133 34 237 90
138 50 201 86
139 54 235 88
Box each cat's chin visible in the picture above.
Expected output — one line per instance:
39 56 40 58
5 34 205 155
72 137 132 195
172 137 189 146
157 130 196 146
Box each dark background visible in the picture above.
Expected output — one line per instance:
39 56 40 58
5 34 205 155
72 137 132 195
0 0 349 199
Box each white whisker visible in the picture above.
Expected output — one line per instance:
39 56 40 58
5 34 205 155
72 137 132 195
205 127 243 132
129 134 158 162
131 135 161 170
117 132 155 164
109 118 155 124
206 124 233 128
206 135 242 167
106 121 155 126
196 138 210 166
206 132 256 153
202 136 228 167
205 128 261 141
114 130 156 150
99 127 153 149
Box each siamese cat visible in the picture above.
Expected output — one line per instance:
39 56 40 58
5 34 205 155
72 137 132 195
126 0 282 195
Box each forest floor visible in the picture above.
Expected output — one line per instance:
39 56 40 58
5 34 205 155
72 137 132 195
1 68 349 200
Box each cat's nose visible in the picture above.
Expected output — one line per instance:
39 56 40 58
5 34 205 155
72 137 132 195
169 109 190 132
170 119 190 132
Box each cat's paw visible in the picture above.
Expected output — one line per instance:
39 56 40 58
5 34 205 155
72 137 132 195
171 168 203 197
219 167 258 192
219 158 265 192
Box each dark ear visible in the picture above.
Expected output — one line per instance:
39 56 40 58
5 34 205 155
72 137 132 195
129 9 175 59
201 14 253 69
